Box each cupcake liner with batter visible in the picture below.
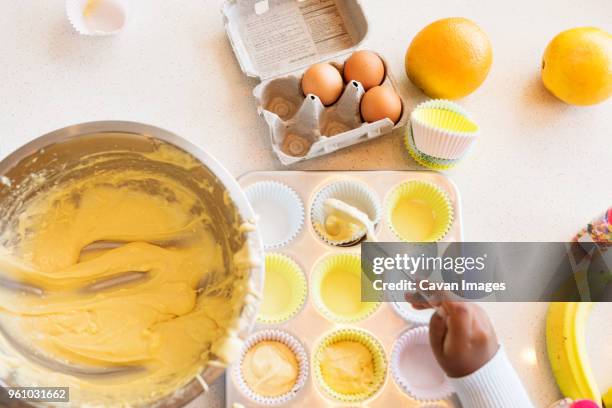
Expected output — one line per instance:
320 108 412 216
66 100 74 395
311 179 381 246
234 329 309 405
314 328 387 403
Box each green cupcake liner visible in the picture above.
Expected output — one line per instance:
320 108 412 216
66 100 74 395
386 180 454 242
257 253 307 325
313 328 387 403
311 253 381 323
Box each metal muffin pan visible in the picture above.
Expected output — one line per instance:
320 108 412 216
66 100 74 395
227 170 463 407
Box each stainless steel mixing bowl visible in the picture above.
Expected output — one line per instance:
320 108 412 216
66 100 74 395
0 121 264 407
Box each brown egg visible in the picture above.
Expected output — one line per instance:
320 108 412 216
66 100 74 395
301 63 344 106
344 51 385 90
360 86 402 123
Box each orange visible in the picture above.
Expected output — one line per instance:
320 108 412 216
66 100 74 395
542 27 612 106
405 17 493 99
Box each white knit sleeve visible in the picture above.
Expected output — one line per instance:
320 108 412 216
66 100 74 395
448 346 535 408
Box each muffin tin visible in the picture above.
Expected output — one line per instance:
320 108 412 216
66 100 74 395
222 0 408 165
226 171 463 407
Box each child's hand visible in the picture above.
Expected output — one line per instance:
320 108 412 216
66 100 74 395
409 299 499 377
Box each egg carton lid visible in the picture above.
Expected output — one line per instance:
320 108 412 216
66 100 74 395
222 0 369 81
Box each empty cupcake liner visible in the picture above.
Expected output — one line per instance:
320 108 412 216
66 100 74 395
311 179 382 246
411 99 479 160
390 301 435 326
404 126 463 171
311 253 381 323
314 328 387 403
386 181 454 242
234 329 309 405
66 0 130 36
391 327 454 402
244 181 304 249
257 253 307 325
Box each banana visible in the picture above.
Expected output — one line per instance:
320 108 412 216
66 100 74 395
546 302 602 404
604 387 612 407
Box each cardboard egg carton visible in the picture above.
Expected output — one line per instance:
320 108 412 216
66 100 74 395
222 0 408 165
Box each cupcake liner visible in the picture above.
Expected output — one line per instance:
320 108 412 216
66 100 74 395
411 99 479 160
390 301 435 326
314 328 387 403
391 327 454 401
244 181 304 249
404 126 463 171
311 179 381 247
312 253 380 323
257 253 307 325
234 329 309 405
386 180 453 242
66 0 130 36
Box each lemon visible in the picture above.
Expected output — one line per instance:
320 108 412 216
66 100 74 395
405 17 493 99
542 27 612 106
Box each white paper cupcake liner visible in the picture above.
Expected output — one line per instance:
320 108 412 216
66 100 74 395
234 329 309 406
391 327 454 402
411 99 479 160
66 0 130 36
311 179 381 246
245 181 304 249
390 301 435 326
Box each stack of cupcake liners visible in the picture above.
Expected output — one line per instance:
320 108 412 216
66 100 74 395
406 99 480 170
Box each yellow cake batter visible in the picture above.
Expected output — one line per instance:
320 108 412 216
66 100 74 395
391 198 435 241
0 141 254 407
319 214 361 242
241 341 299 397
319 341 375 395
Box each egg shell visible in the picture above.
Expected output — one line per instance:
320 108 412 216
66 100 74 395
360 86 402 124
301 63 344 106
343 51 386 90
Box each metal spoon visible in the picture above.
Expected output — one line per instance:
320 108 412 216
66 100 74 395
323 198 377 241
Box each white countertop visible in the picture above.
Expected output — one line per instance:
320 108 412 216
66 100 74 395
1 1 611 407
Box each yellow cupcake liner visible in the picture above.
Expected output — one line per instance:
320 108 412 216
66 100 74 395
412 105 478 133
404 126 461 171
313 328 387 403
386 181 454 242
311 253 381 323
410 99 479 159
257 253 307 325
